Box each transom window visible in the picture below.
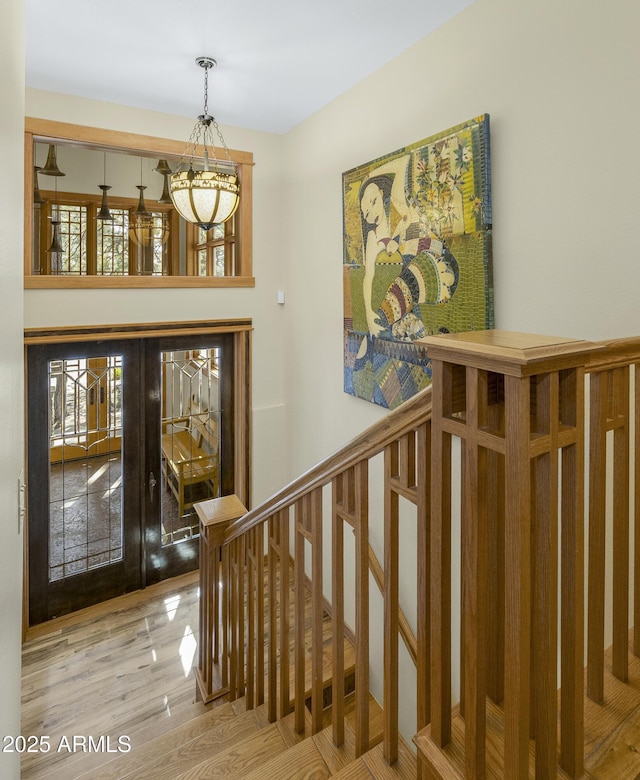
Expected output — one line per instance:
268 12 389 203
25 118 253 288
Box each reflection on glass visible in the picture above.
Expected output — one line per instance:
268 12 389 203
32 142 237 278
160 347 222 546
48 356 123 581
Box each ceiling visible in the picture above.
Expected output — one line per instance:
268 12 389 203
25 0 475 135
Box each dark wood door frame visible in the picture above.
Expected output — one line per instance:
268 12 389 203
24 319 252 628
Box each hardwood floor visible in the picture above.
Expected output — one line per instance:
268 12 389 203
23 564 640 779
21 572 219 780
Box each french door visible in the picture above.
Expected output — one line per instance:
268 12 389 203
27 333 234 624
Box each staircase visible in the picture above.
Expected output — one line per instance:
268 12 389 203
192 330 640 779
77 689 415 780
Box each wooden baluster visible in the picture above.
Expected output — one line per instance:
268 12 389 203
268 516 278 722
587 370 607 703
399 428 416 490
256 525 265 707
197 520 216 698
246 528 255 709
279 509 291 718
294 498 307 733
229 538 238 700
332 472 345 747
417 421 431 735
213 544 220 667
237 534 246 699
503 374 531 779
430 359 453 748
560 366 585 777
612 366 630 683
486 402 505 706
221 541 229 693
354 460 370 757
531 372 558 777
384 442 400 764
311 488 324 734
461 367 489 780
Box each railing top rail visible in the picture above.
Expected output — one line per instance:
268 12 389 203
587 336 640 373
223 386 433 543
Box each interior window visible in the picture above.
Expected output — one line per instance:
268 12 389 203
25 118 253 288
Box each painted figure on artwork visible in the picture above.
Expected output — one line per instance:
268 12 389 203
356 154 459 360
343 114 493 408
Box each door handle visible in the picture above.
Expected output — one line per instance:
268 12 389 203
149 471 157 502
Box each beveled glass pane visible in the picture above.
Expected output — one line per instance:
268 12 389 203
47 356 123 581
160 347 221 546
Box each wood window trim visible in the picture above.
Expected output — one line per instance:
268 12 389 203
186 220 236 276
24 117 254 289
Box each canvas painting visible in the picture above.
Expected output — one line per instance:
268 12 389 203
342 114 493 408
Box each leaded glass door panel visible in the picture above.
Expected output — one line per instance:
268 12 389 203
27 340 142 624
27 331 236 623
143 333 234 585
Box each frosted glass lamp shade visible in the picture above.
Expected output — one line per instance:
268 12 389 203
130 213 169 247
170 169 239 230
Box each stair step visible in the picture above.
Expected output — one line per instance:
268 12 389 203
332 740 417 779
297 638 357 706
330 762 373 780
76 702 266 780
174 720 290 780
241 735 331 780
413 697 572 780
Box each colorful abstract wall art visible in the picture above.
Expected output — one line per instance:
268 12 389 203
342 114 494 408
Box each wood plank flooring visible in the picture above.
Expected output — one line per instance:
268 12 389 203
21 572 216 780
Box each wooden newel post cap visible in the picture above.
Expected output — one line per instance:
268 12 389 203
419 329 599 376
195 494 248 546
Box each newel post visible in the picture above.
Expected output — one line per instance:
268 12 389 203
421 330 595 779
194 493 247 704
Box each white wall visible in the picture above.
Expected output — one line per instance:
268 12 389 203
283 0 640 737
25 89 291 507
285 0 640 468
0 1 25 777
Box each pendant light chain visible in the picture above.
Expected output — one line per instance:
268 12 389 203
202 59 210 118
203 63 234 165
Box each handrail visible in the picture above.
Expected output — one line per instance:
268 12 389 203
587 336 640 373
223 385 433 543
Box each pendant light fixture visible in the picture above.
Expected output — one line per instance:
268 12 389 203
154 159 173 205
169 57 240 230
130 158 169 247
46 176 64 257
40 144 66 177
33 166 46 205
96 152 114 221
46 219 64 255
41 144 65 265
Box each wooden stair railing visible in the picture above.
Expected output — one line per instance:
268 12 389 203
195 329 640 779
195 380 434 765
